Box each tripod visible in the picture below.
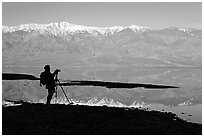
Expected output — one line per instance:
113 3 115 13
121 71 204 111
54 74 71 104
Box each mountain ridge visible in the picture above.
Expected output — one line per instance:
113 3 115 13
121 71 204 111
2 22 151 36
3 22 200 36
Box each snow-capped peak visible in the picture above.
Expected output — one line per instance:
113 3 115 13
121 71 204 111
2 22 151 36
168 26 197 34
128 25 151 32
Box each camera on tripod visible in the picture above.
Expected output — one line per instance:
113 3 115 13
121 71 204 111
56 69 61 73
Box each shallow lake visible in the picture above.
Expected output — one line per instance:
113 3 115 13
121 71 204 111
2 66 202 123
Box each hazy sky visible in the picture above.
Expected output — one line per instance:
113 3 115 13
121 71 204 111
2 2 202 29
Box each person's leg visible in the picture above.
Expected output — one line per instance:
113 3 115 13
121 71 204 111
46 88 55 105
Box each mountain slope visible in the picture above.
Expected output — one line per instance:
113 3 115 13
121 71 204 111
2 22 202 67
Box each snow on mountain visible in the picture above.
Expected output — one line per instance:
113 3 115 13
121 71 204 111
168 26 198 35
129 25 150 32
2 22 150 36
3 22 199 37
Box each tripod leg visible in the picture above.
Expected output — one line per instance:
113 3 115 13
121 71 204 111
55 86 58 104
59 85 70 104
57 80 70 104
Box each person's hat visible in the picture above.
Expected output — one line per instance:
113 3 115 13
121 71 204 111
44 65 50 70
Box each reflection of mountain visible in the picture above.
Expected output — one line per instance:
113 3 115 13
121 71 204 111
2 22 202 67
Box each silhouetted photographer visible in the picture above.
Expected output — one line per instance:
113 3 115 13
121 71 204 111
40 65 60 105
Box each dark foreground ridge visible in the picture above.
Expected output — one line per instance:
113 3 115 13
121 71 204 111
2 73 178 89
2 101 201 135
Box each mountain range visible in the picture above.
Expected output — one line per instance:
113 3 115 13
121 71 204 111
2 22 202 67
2 22 151 35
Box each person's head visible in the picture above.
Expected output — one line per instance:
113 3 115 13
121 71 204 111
44 65 50 72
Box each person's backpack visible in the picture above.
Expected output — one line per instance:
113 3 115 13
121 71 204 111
40 72 47 85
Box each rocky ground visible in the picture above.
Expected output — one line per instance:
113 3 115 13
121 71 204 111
2 102 202 135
